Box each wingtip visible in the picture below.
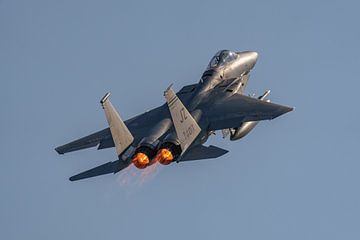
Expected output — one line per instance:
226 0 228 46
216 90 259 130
281 106 294 115
271 105 294 120
55 147 64 155
69 174 82 181
287 106 295 112
69 176 80 182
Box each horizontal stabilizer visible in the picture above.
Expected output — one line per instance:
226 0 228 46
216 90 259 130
179 145 228 162
69 160 130 181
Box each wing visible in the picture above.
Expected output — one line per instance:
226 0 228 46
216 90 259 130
205 93 293 131
55 84 197 155
55 128 112 154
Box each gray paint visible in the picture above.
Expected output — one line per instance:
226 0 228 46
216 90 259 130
2 1 359 239
56 50 293 181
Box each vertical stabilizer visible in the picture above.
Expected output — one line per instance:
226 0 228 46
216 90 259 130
164 86 201 152
100 93 134 156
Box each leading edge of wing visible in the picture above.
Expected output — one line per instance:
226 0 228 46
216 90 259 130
206 93 293 131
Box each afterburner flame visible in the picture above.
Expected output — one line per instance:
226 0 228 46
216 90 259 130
132 152 150 169
115 161 162 188
155 148 174 165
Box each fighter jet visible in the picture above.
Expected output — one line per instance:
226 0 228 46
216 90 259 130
55 50 293 181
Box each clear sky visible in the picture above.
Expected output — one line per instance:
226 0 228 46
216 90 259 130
1 0 359 239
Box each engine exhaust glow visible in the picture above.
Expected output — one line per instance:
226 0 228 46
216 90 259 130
155 148 174 165
132 152 150 169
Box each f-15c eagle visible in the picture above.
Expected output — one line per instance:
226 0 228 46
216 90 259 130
55 50 293 181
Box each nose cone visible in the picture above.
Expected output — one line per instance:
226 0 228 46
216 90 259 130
250 51 258 63
237 51 258 69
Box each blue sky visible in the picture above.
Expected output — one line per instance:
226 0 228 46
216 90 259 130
1 0 359 239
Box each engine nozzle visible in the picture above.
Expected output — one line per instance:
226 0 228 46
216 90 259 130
131 145 157 169
132 152 150 169
155 148 174 165
155 142 181 165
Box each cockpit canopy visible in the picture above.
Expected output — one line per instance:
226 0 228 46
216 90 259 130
207 50 238 69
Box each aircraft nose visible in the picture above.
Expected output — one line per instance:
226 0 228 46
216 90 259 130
237 51 258 68
251 51 258 61
249 51 258 65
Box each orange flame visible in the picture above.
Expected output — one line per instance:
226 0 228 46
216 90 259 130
155 148 174 165
132 152 150 169
115 162 163 188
